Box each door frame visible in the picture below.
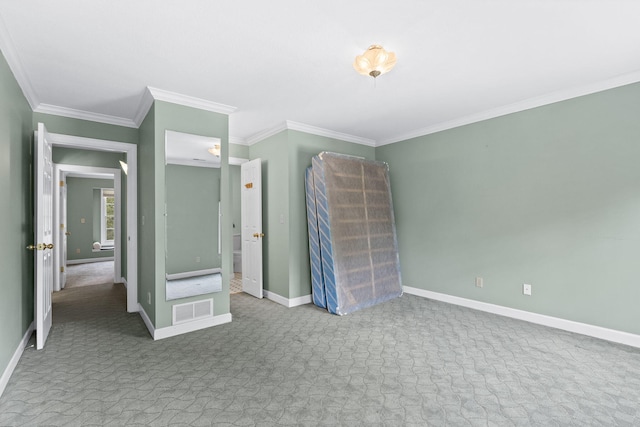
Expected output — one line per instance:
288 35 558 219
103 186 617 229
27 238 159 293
53 165 122 291
47 132 138 313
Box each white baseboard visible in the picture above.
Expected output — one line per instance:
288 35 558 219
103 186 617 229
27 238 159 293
67 257 114 265
404 286 640 349
263 290 312 308
0 321 34 399
138 304 155 338
138 303 232 340
119 277 127 288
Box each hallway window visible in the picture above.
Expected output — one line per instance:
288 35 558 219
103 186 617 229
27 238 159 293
101 188 115 247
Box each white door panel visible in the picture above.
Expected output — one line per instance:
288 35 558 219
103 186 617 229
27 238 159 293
241 158 263 299
34 122 54 350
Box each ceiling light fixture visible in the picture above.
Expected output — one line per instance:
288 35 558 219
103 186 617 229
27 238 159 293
207 144 221 157
353 45 397 79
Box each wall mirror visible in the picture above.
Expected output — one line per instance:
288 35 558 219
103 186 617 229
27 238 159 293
165 130 223 301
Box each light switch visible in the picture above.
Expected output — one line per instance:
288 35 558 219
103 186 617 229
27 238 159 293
80 218 86 224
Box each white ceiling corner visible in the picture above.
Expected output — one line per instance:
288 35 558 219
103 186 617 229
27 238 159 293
0 13 37 110
35 103 138 128
147 87 237 115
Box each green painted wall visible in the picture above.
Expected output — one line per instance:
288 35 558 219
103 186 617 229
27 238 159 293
230 143 249 159
230 165 242 235
66 177 114 261
0 50 34 381
153 101 230 329
249 131 290 297
33 112 138 144
165 165 221 274
287 131 375 299
53 147 125 168
376 82 640 335
138 105 157 323
249 130 375 299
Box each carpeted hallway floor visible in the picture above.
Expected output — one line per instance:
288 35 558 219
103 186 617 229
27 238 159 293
64 260 115 289
1 283 639 426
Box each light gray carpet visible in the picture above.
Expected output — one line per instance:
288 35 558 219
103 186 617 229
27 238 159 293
1 284 639 426
65 261 115 288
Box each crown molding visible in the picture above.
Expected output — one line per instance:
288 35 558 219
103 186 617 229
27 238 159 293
147 86 237 114
0 14 38 110
229 136 248 146
286 121 376 146
132 87 155 127
245 120 376 147
245 122 289 145
379 70 640 146
35 103 137 128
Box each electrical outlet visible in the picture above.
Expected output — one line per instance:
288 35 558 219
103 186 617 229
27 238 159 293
76 248 81 254
523 284 532 296
80 218 86 224
475 277 483 288
196 256 201 263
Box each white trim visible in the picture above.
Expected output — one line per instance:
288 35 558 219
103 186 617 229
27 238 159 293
165 158 221 169
53 164 121 291
48 131 138 313
403 286 640 349
229 157 249 166
133 87 155 127
229 137 248 146
245 122 288 146
263 290 312 308
0 15 38 109
66 257 115 265
286 120 376 147
379 70 640 146
0 322 34 399
138 303 232 340
245 120 377 147
138 304 155 338
34 103 137 128
147 87 237 115
120 277 127 288
165 268 221 281
156 313 232 340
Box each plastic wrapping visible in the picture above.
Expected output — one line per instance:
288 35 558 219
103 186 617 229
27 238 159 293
309 152 402 315
305 166 327 308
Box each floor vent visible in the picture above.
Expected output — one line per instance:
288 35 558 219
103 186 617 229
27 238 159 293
172 299 214 325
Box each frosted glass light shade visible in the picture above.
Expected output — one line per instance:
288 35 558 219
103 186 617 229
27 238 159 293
207 144 221 157
353 45 397 78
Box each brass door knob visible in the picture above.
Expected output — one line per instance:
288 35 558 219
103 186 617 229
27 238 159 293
252 233 265 238
27 243 54 250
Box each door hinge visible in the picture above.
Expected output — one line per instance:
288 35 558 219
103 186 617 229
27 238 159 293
60 266 65 273
60 181 64 187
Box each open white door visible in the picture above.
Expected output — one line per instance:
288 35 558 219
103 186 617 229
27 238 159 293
241 158 263 299
32 122 54 350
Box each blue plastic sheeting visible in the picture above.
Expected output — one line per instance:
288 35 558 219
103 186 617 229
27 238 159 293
308 152 402 315
305 166 327 309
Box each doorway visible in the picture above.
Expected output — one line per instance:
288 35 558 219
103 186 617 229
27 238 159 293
48 131 138 313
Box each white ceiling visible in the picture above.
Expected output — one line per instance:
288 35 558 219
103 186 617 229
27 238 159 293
1 1 640 146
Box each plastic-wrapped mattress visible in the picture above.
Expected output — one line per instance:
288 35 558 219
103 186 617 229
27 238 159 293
307 152 402 315
305 166 327 308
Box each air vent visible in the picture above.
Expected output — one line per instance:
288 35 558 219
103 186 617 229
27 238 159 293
172 299 214 325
